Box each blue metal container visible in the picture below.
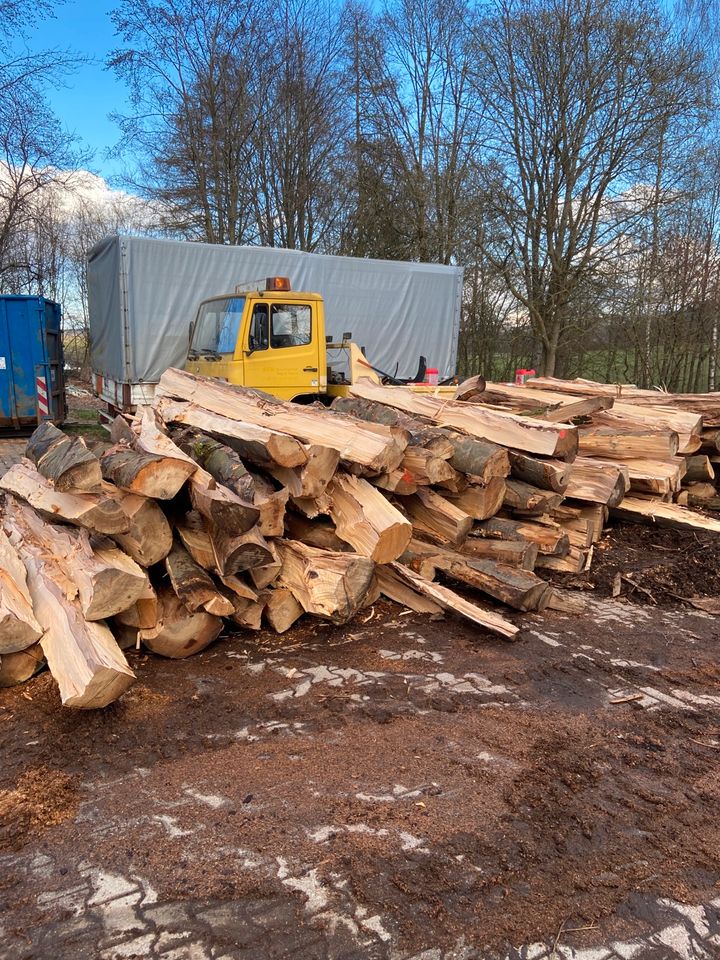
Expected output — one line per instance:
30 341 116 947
0 296 67 431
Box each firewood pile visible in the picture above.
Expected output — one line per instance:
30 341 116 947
2 366 720 710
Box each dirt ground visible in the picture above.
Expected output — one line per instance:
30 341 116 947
2 522 720 959
1 393 720 957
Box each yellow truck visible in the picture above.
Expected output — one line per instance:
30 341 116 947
185 277 447 402
88 237 463 414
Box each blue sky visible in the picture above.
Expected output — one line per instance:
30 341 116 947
21 0 129 181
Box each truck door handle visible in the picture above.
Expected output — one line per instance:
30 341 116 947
303 366 318 372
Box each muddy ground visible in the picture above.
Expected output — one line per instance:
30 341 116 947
1 523 720 959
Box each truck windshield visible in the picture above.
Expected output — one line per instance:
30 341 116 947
191 297 245 354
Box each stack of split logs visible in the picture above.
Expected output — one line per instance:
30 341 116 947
2 367 720 709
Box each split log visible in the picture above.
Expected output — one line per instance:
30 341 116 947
611 497 720 532
0 643 45 687
349 379 578 459
508 451 570 492
110 414 135 444
210 522 273 576
4 498 149 622
443 477 506 521
219 575 258 602
189 467 260 533
475 516 570 556
551 503 607 542
265 588 304 634
683 482 717 500
171 429 256 500
402 540 550 612
375 564 443 615
684 455 715 484
112 492 173 566
100 444 195 498
503 479 563 515
386 563 519 639
536 546 593 574
545 589 588 614
290 491 332 518
369 469 418 496
453 374 487 402
622 457 686 496
248 471 288 537
164 541 235 616
249 540 283 589
401 488 473 546
578 424 679 459
276 540 374 623
460 380 613 421
327 473 412 562
114 581 159 630
156 369 406 473
284 512 349 551
400 446 456 485
227 593 267 630
0 461 130 535
565 457 630 507
157 398 307 467
0 528 42 653
11 537 135 708
140 587 223 658
460 536 539 570
175 511 216 569
26 421 102 492
268 444 341 499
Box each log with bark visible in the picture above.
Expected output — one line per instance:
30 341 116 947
0 461 130 535
26 421 102 492
503 479 563 515
460 536 539 570
210 522 273 577
508 452 570 492
0 643 45 687
385 562 519 638
158 398 308 467
112 492 173 566
140 587 223 658
100 444 195 498
475 516 570 556
402 539 550 611
171 428 257 500
164 540 235 616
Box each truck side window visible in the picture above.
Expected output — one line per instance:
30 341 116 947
270 304 312 348
248 304 269 352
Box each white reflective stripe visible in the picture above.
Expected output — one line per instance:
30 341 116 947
36 376 49 415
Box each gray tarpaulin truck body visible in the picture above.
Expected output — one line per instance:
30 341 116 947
88 235 463 409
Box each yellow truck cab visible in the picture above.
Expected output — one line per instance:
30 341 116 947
185 276 377 402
